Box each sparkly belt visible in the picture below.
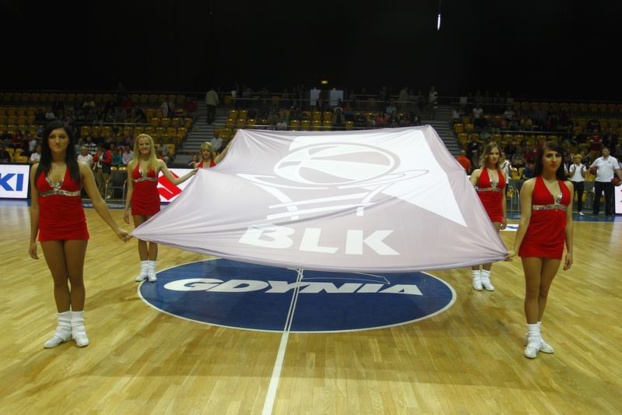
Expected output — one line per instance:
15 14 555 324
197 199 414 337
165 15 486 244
477 187 502 192
40 189 81 197
134 177 157 183
532 203 567 211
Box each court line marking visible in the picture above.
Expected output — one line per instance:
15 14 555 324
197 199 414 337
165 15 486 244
262 269 304 415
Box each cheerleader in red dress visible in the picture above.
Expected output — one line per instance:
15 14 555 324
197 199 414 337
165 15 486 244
509 141 574 359
191 140 231 169
469 142 508 291
29 120 131 349
129 164 160 216
124 134 198 283
36 167 89 241
518 176 571 260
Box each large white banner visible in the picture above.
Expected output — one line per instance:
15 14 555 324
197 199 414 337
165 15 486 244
133 126 508 272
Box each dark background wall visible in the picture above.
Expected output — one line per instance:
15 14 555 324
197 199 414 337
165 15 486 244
1 0 620 100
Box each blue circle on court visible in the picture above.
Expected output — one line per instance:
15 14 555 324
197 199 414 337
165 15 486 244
139 259 455 332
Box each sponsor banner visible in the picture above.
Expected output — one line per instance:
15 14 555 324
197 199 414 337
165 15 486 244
157 168 193 203
0 163 30 199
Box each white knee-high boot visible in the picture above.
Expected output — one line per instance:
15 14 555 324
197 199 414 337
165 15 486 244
480 269 495 291
537 321 554 353
147 260 157 282
524 323 540 359
135 260 149 282
472 269 482 290
71 310 89 347
523 321 554 354
44 311 72 349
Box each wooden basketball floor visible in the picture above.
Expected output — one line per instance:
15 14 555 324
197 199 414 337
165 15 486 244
1 200 621 415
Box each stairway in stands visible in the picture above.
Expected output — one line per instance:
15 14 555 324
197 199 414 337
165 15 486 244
421 105 461 157
172 99 227 167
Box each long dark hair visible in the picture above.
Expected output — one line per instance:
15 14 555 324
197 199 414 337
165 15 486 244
533 140 566 180
35 120 81 185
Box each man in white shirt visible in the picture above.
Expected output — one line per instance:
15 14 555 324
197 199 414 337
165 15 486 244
205 88 219 124
590 146 622 216
29 144 42 164
122 146 133 166
77 146 94 169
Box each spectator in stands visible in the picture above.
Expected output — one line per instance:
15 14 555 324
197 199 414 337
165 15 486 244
29 144 42 164
157 148 169 166
45 106 57 121
160 96 175 118
602 127 618 150
428 86 438 119
456 150 471 174
92 144 113 198
332 107 345 129
205 87 219 124
501 152 512 181
586 118 601 134
451 107 461 128
398 86 409 112
130 107 148 124
11 129 24 150
123 134 197 283
519 113 534 131
374 112 387 127
112 147 124 169
568 153 587 216
157 139 170 159
415 90 426 114
467 135 481 167
82 135 97 156
588 128 603 161
1 130 12 147
469 141 507 291
521 160 535 180
504 137 518 160
385 99 397 116
276 117 288 131
182 97 197 117
27 134 38 156
34 108 46 124
0 143 11 162
82 96 96 117
77 146 94 170
472 103 485 129
343 101 355 121
503 106 515 126
122 145 133 166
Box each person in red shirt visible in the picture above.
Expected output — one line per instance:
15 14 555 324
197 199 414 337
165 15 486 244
456 150 472 174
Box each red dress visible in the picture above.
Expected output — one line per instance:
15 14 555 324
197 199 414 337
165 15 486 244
519 176 571 260
476 167 506 223
197 159 216 168
36 168 89 241
130 165 160 216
